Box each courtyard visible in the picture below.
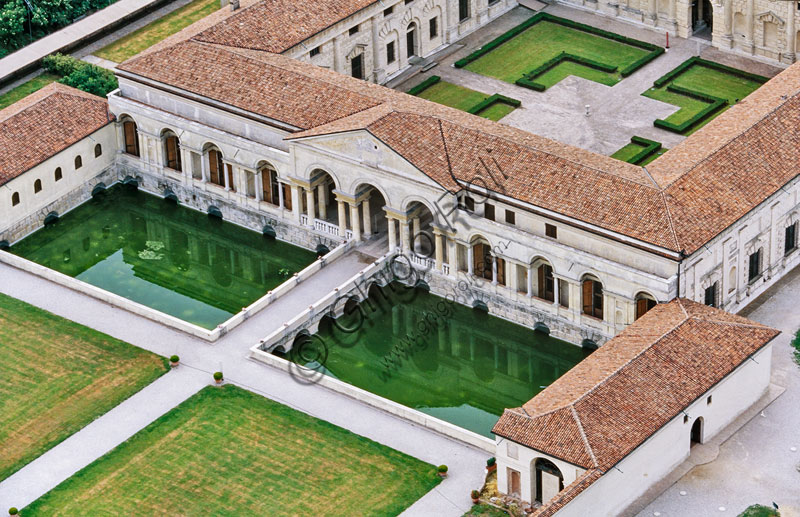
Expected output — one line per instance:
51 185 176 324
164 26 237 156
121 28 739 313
0 293 167 482
396 4 782 156
23 385 440 514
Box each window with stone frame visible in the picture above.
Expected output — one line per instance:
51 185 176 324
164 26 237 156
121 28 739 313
387 41 396 63
748 248 763 283
429 17 438 39
785 222 797 256
704 281 719 307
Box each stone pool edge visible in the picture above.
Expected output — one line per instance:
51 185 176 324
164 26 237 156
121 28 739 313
0 240 352 342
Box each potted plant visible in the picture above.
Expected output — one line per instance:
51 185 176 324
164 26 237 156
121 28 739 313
471 490 480 504
169 355 180 368
486 457 496 472
8 508 18 516
437 465 448 478
213 371 223 384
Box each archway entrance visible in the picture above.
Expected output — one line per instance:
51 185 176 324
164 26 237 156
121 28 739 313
691 417 703 446
406 23 418 58
533 458 564 503
692 0 712 34
406 201 435 257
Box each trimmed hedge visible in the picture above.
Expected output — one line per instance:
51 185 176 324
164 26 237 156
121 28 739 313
654 85 727 134
467 93 521 115
652 56 769 88
515 77 545 92
514 52 617 91
455 12 663 80
626 136 662 165
407 75 441 96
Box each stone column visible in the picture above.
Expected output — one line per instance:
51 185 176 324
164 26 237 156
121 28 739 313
278 182 285 208
786 2 797 62
337 200 347 237
434 232 444 271
467 244 474 275
448 239 458 276
370 16 384 83
400 220 411 252
445 0 459 43
411 217 421 252
722 0 733 46
333 36 343 74
527 266 533 297
553 276 560 305
387 216 397 250
509 261 519 292
668 0 677 30
181 148 193 181
745 0 755 53
223 164 231 191
292 185 303 222
647 0 657 24
200 152 209 182
362 197 372 236
255 171 263 202
317 183 327 220
305 188 316 222
350 203 362 241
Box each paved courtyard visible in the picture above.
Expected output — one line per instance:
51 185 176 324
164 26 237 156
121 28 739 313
636 266 800 516
397 4 784 156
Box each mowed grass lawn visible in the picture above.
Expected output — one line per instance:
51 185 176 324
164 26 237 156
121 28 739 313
643 63 763 133
0 73 59 110
95 0 220 63
465 21 649 87
0 293 168 481
610 141 667 165
25 385 441 515
415 80 516 121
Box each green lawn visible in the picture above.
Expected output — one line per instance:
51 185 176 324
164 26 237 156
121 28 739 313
25 385 441 514
95 0 220 63
611 140 667 165
465 21 649 87
643 62 764 134
415 80 516 121
738 504 780 517
0 73 59 110
0 293 168 481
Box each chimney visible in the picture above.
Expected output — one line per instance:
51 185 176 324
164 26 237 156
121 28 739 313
230 0 239 10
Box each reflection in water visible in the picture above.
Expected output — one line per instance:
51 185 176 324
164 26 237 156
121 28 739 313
287 282 591 437
11 186 316 329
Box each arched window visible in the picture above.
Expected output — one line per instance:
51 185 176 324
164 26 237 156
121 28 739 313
582 275 603 319
205 145 225 187
34 179 42 194
74 156 82 170
122 119 140 156
406 22 418 58
162 131 182 172
471 239 492 281
533 458 564 503
259 162 279 205
536 261 555 302
11 192 20 206
635 292 657 320
54 167 62 181
94 143 102 157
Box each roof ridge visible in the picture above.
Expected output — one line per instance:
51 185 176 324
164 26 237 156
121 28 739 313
569 405 598 468
659 190 682 252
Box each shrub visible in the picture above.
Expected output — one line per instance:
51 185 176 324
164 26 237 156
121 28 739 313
514 77 545 92
43 53 82 76
653 85 727 134
620 47 665 77
407 75 441 96
213 371 223 381
169 355 179 363
467 94 521 116
42 53 118 97
471 489 481 499
626 136 662 165
8 508 18 516
437 464 448 473
486 457 496 467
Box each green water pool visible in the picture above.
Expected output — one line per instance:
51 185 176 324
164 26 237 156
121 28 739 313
284 283 590 438
10 186 317 329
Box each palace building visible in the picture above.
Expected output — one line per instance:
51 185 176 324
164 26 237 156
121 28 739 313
0 0 797 514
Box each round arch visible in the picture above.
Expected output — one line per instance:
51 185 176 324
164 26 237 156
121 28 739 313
530 256 556 302
352 182 388 239
580 273 604 320
532 457 564 503
202 143 225 187
634 291 658 320
119 114 140 157
160 129 182 172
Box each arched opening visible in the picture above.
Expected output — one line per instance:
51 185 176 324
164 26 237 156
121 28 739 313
33 179 42 194
94 143 102 158
691 417 703 446
581 275 603 319
204 144 226 188
306 169 338 224
635 292 657 320
54 167 62 182
471 236 493 282
406 200 435 257
533 458 564 503
532 258 555 302
257 161 282 206
11 192 20 206
74 155 82 170
351 183 387 243
122 118 140 157
161 130 182 172
406 22 418 59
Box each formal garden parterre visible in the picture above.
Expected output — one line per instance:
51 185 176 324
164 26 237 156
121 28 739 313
610 136 667 165
409 76 520 121
0 293 168 482
23 385 442 515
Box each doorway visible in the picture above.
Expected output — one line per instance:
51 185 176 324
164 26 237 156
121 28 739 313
692 0 713 34
351 54 364 80
406 23 418 58
691 417 703 446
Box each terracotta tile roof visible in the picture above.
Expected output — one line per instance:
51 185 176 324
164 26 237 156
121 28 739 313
530 469 603 517
118 41 380 130
493 299 778 473
0 83 111 187
193 0 376 53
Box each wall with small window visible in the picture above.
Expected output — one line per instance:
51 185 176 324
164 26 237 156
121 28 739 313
0 123 116 239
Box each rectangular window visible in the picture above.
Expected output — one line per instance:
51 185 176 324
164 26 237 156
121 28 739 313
459 0 470 21
484 203 495 221
123 121 139 157
785 223 797 255
351 54 364 80
704 282 718 307
558 279 569 308
429 17 438 39
310 46 320 57
386 41 396 63
384 6 393 16
505 210 515 225
349 25 359 36
707 395 712 405
748 249 762 283
545 223 557 239
463 196 475 212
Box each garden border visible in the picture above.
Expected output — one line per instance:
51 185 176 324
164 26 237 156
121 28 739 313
653 85 727 134
406 75 442 95
454 12 663 82
408 77 521 118
515 51 618 92
652 56 769 89
625 136 662 165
